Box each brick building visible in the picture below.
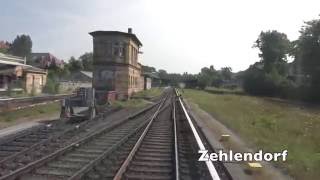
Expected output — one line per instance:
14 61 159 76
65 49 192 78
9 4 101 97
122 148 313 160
0 53 47 95
89 28 144 101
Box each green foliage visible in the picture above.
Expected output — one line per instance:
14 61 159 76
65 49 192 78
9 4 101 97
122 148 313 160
197 72 211 89
64 53 93 73
142 65 156 73
79 52 93 71
0 48 8 54
157 69 167 79
133 88 163 99
196 65 222 89
254 30 291 74
294 17 320 101
220 67 232 80
184 89 320 180
243 30 295 97
0 102 60 123
68 56 83 72
205 86 244 95
9 35 32 58
43 77 60 94
243 62 296 97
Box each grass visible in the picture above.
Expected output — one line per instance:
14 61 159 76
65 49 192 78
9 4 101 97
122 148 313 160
111 88 164 109
111 99 148 109
205 86 244 95
183 89 320 180
133 88 163 99
0 102 60 123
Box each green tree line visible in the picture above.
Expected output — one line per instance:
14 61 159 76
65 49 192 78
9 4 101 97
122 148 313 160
243 17 320 101
144 16 320 102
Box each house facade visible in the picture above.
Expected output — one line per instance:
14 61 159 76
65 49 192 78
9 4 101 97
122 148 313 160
0 53 47 95
90 28 144 101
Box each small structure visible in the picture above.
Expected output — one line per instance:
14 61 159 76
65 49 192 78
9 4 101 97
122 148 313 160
89 28 144 101
0 41 10 50
142 72 160 90
29 53 64 69
60 87 96 121
0 53 47 95
59 71 92 92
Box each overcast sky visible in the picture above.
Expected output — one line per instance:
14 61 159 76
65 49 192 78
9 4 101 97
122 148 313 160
1 0 319 73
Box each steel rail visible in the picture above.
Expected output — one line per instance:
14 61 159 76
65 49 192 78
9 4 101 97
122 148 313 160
175 89 221 180
68 96 169 180
0 99 163 180
113 94 169 180
173 97 180 180
0 106 117 166
0 124 46 145
0 119 89 165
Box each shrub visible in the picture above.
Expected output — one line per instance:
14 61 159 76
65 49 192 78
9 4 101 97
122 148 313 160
243 65 296 98
43 78 60 94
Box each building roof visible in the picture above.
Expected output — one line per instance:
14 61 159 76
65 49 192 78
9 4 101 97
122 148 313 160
59 71 92 82
0 53 46 74
0 53 26 64
23 66 47 74
80 71 93 78
89 31 142 46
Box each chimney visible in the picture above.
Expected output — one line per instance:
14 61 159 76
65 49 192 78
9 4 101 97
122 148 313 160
128 28 132 34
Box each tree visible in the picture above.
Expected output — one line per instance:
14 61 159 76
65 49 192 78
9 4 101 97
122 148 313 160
79 52 93 71
158 69 168 79
9 35 32 58
243 30 294 97
142 65 156 73
196 65 221 89
220 67 232 80
68 56 83 72
158 69 168 86
197 72 211 89
254 30 290 74
294 17 320 101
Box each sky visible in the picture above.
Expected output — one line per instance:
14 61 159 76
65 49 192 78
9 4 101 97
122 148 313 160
1 0 319 73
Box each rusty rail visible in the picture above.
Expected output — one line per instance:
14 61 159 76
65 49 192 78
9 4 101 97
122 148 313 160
0 94 73 112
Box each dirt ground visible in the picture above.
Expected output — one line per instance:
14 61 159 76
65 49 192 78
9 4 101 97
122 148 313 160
0 112 60 130
185 99 293 180
0 112 60 138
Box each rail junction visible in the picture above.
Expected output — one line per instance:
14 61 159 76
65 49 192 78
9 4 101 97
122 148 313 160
0 88 232 180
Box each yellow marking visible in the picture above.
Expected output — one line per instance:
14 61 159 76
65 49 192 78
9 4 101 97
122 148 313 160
219 134 230 142
248 162 263 168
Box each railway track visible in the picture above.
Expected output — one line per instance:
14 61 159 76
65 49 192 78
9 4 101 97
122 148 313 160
113 100 175 179
81 89 231 180
0 101 159 178
0 94 72 112
0 88 232 180
0 107 120 178
111 90 230 180
0 93 169 180
0 120 69 161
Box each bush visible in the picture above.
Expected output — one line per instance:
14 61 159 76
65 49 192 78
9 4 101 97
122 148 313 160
243 66 296 98
43 78 60 94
